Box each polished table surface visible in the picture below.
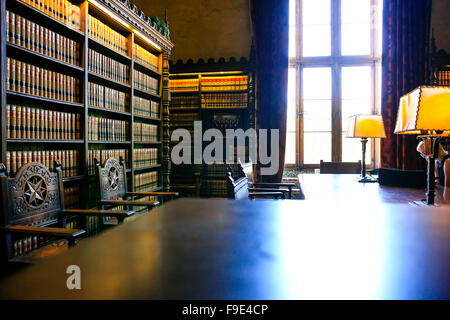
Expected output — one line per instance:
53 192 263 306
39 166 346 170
0 198 449 299
298 174 450 205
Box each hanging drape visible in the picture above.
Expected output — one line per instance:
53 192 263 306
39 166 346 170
250 0 289 182
381 0 432 170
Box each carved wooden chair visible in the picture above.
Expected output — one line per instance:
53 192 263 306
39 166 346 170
226 165 285 200
0 162 133 266
238 160 295 199
95 157 178 211
319 160 361 174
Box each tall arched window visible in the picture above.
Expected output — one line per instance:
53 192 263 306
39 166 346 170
285 0 383 168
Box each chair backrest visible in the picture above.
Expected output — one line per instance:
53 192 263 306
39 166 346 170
0 162 64 227
319 160 361 174
94 157 127 201
239 159 255 183
226 164 249 200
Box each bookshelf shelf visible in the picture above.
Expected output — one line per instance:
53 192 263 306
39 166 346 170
133 88 161 100
134 164 161 172
134 61 161 78
63 176 85 183
2 0 173 209
88 37 131 64
201 89 249 94
7 0 85 40
7 139 85 144
88 72 131 92
88 141 132 145
6 91 84 109
133 115 162 122
88 106 131 117
133 141 162 145
6 42 84 76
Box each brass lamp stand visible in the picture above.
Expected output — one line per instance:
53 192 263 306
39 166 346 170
358 137 377 183
413 135 442 206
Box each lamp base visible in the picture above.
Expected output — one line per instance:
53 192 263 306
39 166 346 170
356 175 378 183
409 200 439 207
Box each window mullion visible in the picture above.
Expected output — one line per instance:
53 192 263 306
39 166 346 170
331 0 342 162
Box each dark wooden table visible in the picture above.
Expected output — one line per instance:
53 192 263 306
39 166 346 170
298 173 450 205
0 199 449 299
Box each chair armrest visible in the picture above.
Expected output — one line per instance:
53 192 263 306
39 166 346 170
99 200 160 207
249 192 285 199
62 209 134 218
3 225 85 239
126 192 179 198
250 182 295 199
249 187 289 194
251 182 296 188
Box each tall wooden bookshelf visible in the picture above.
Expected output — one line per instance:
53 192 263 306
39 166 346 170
0 0 173 209
169 59 254 197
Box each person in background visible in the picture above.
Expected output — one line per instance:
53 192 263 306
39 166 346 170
417 140 450 188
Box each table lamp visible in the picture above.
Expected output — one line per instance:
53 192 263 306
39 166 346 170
346 114 386 182
394 86 450 206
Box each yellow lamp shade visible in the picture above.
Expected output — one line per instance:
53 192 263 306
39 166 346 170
346 114 386 138
394 86 450 135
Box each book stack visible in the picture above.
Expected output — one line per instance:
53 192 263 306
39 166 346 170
88 49 129 84
134 70 159 95
170 113 200 127
437 71 450 85
87 148 129 175
6 105 80 140
64 185 81 209
202 179 227 197
134 171 158 191
133 148 158 168
169 78 199 92
201 75 248 91
6 149 80 178
133 96 159 118
88 15 127 55
6 11 80 66
6 58 80 102
201 93 248 109
169 96 200 109
133 123 158 142
133 43 159 72
19 0 81 30
88 116 129 141
88 82 128 112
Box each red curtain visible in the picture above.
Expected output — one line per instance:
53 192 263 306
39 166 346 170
251 0 289 182
381 0 432 170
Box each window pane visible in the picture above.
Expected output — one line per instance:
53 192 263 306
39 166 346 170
285 132 296 164
303 68 331 100
342 133 371 163
341 0 371 55
341 66 373 163
304 132 331 164
289 0 296 25
304 100 331 131
342 23 371 55
341 0 371 23
289 25 296 57
342 66 371 100
303 67 331 164
303 0 330 25
302 25 331 57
